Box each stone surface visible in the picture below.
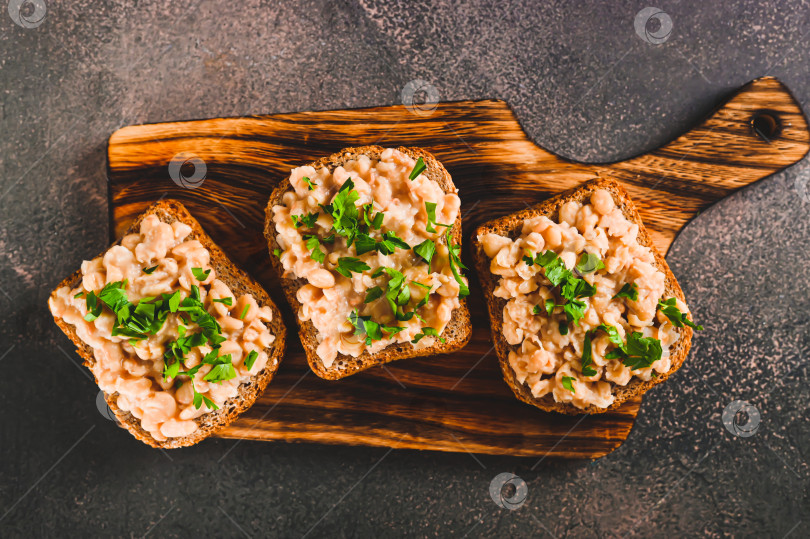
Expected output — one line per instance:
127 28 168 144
1 0 809 537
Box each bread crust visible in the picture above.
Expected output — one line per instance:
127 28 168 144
49 199 287 448
471 178 693 415
263 146 472 380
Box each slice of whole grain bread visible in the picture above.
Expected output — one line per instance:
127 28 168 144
471 178 693 415
264 146 472 380
49 199 287 448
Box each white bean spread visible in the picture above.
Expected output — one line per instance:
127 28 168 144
271 148 468 368
49 214 277 441
479 188 700 409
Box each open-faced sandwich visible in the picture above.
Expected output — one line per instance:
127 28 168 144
265 146 472 379
49 200 286 447
472 178 702 414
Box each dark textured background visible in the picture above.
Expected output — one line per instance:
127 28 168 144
2 1 809 537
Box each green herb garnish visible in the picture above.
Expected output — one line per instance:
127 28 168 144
575 253 605 274
303 176 316 190
212 297 233 306
291 212 319 229
412 326 445 344
191 267 211 281
446 230 469 298
244 350 259 371
657 297 703 331
143 265 159 274
409 157 426 180
335 257 371 278
561 376 576 393
413 239 436 270
613 283 638 301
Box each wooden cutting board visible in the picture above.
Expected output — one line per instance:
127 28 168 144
107 76 808 458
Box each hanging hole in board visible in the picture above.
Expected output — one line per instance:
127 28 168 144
750 111 781 142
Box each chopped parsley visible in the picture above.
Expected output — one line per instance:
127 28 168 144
305 235 326 263
142 265 159 274
348 310 403 345
425 202 452 233
335 257 370 278
412 326 445 344
561 376 576 393
291 212 319 229
244 350 259 371
413 239 436 270
613 282 639 301
212 297 233 306
364 286 384 303
575 252 605 274
303 176 316 190
526 250 595 331
191 267 211 281
657 297 703 331
240 304 250 320
409 156 426 180
446 230 469 298
272 248 282 259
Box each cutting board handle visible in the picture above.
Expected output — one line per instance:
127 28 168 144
596 76 809 252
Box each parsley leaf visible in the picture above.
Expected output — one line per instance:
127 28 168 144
446 230 469 298
620 332 663 370
83 291 102 321
323 178 360 243
291 212 319 229
575 252 605 274
305 235 326 263
413 239 435 270
240 304 250 320
409 157 426 180
272 248 282 259
191 267 211 281
364 286 384 303
202 354 237 383
354 233 378 255
348 310 396 345
657 297 703 331
335 257 370 278
143 265 159 274
412 326 446 344
212 297 233 306
613 282 639 301
425 202 453 233
580 331 597 376
561 376 576 393
244 350 259 371
303 176 316 190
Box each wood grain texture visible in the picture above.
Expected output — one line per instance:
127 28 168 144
107 76 808 458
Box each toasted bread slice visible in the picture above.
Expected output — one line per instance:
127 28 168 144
264 146 472 380
49 199 286 448
471 178 693 415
